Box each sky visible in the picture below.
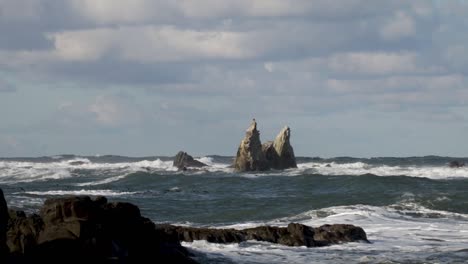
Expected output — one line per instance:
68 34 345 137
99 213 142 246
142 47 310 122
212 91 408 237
0 0 467 158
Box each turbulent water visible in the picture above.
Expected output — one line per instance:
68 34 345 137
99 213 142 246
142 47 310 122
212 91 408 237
1 155 468 263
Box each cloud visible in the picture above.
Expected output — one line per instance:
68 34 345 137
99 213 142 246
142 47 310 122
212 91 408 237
264 62 274 73
88 94 144 126
443 44 468 71
10 21 405 66
325 74 467 111
0 79 16 92
0 26 256 67
69 0 311 25
0 1 431 85
0 0 43 21
69 0 403 23
49 26 254 62
328 52 420 75
1 0 468 157
380 11 415 41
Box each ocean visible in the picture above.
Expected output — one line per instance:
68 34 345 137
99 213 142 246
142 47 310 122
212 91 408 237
1 155 468 263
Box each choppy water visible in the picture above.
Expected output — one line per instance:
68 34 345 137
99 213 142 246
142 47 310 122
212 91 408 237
1 155 468 263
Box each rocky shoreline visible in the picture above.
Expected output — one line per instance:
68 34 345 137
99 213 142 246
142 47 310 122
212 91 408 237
0 188 368 263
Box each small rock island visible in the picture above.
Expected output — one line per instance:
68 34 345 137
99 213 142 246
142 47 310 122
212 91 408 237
173 151 207 170
234 119 297 172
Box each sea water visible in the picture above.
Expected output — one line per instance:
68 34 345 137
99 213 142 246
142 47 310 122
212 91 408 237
1 155 468 263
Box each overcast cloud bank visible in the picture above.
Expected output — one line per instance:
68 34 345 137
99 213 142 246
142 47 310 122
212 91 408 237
0 0 467 157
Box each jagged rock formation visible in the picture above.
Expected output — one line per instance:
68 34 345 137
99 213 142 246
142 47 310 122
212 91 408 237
173 151 207 170
267 126 297 169
6 210 42 256
235 120 297 171
234 120 269 171
158 223 368 247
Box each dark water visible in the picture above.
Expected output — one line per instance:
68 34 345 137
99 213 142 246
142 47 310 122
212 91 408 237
1 155 468 263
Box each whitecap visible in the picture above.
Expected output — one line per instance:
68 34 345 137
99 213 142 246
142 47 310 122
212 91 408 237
75 174 130 186
294 161 468 179
0 158 178 184
19 189 136 197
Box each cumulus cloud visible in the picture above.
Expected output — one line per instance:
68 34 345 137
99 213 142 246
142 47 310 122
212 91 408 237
68 0 401 23
68 0 313 25
49 26 254 62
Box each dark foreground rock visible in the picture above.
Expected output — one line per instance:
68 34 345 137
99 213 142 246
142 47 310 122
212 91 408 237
1 194 197 263
0 189 9 262
0 189 369 263
158 222 368 247
173 151 207 170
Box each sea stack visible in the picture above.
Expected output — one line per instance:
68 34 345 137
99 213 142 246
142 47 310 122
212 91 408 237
234 119 269 172
269 126 297 169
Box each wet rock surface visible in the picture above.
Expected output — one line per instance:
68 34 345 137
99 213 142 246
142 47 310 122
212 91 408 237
158 222 368 247
173 151 207 170
234 120 269 172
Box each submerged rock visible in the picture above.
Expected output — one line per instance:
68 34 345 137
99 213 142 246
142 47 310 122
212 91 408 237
449 161 465 168
234 119 269 172
173 151 207 170
158 222 368 248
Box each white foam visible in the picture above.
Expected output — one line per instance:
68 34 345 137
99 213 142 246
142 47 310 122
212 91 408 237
295 162 468 179
75 174 129 186
0 158 177 184
20 189 136 196
2 157 467 184
196 157 214 165
184 203 468 263
0 160 73 184
195 157 232 172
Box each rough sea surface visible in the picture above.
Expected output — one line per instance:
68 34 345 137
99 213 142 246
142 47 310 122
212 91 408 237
1 155 468 263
